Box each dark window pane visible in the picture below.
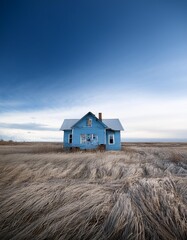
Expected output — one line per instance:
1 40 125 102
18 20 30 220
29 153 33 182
69 134 72 144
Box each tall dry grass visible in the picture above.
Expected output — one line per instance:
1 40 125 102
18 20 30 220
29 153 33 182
0 143 187 240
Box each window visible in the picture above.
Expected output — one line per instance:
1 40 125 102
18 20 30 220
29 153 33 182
92 134 97 143
86 134 91 142
80 134 98 144
87 118 92 127
68 134 72 144
108 134 115 145
80 134 86 144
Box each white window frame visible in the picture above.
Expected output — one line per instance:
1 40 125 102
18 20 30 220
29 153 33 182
86 118 92 127
68 133 72 144
92 134 98 143
108 134 115 145
80 134 98 144
80 134 86 144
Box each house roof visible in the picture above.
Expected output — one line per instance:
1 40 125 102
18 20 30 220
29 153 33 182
102 119 124 131
60 119 79 130
71 111 108 129
60 119 124 131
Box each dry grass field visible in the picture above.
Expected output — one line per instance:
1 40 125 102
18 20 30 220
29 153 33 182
0 142 187 240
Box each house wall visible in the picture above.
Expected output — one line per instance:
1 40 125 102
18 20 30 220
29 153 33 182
63 113 122 150
106 130 121 150
63 130 72 148
72 113 106 149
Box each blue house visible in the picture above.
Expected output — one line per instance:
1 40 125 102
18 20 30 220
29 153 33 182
60 112 124 150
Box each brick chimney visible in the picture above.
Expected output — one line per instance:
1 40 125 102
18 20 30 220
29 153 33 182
98 112 102 121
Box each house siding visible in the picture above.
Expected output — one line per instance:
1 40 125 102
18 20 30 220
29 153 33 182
62 112 123 151
63 130 72 148
72 113 106 149
106 130 121 150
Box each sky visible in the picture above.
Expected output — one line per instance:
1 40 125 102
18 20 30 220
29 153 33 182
0 0 187 141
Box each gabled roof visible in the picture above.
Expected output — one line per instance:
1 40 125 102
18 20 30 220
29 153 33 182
102 119 124 131
60 112 124 131
60 119 79 130
71 111 108 129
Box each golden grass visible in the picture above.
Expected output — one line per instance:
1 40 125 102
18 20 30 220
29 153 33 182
0 143 187 240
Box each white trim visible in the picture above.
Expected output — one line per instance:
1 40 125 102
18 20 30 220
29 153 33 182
108 134 115 145
80 134 98 144
92 134 98 143
80 134 86 144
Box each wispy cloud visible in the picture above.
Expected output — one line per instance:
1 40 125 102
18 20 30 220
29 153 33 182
0 93 187 141
0 122 58 131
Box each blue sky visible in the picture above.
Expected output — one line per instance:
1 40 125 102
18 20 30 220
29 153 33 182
0 0 187 141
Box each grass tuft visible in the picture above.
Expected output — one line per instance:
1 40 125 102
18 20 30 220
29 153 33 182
0 142 187 239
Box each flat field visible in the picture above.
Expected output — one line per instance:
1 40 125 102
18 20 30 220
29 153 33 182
0 142 187 240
